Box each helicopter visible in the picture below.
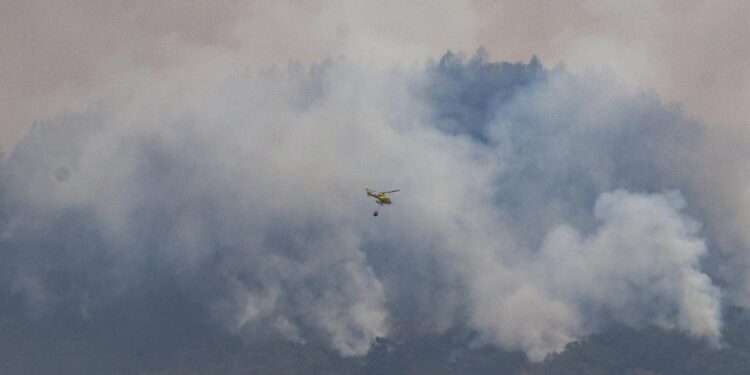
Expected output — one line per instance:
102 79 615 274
366 188 399 216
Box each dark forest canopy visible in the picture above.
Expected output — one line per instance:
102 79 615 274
2 308 750 374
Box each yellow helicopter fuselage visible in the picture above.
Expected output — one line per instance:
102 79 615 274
366 189 394 205
375 194 392 205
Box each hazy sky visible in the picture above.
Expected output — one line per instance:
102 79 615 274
1 0 750 367
1 0 748 150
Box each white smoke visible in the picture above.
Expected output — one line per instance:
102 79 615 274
0 53 727 360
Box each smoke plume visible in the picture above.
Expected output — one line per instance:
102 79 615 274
0 50 737 361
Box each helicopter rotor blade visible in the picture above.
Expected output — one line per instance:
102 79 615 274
382 190 400 194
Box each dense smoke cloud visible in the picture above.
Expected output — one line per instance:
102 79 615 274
3 1 747 152
0 51 733 361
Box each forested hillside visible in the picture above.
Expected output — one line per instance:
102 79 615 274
2 307 750 374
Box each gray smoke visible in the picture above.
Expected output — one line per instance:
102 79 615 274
0 51 731 360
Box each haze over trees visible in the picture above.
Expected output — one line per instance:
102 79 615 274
0 51 747 373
